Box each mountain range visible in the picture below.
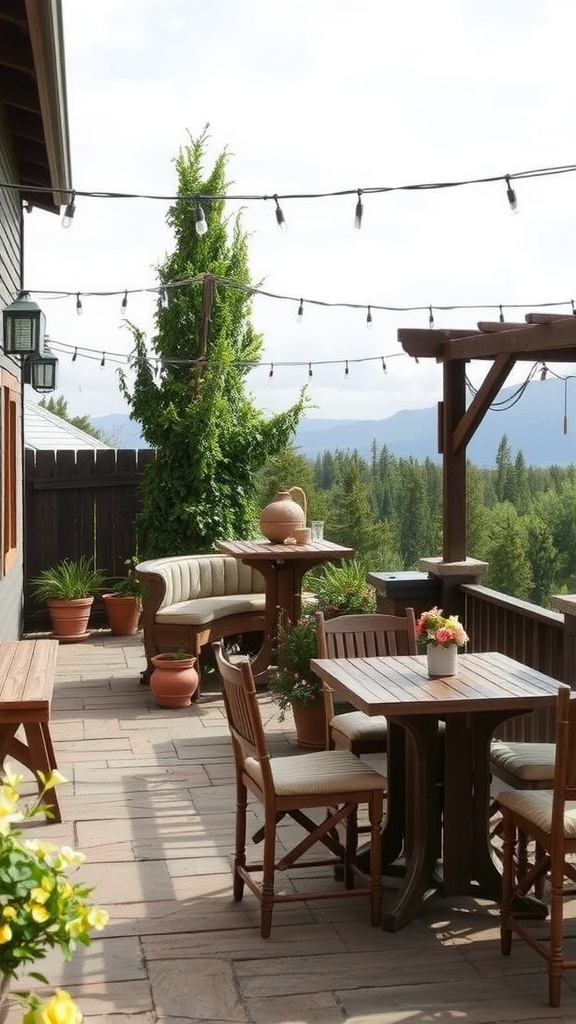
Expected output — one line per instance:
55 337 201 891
93 376 576 468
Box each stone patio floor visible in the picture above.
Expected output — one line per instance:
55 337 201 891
6 630 576 1023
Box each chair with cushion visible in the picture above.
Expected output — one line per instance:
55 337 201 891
212 639 386 938
489 740 556 889
315 609 417 756
498 683 576 1007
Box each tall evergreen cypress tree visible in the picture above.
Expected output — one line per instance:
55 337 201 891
119 130 306 556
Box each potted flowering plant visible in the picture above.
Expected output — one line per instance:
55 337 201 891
268 613 325 748
0 763 108 1020
415 606 469 677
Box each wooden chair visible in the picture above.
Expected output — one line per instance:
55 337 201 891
498 683 576 1007
212 640 386 938
489 740 555 890
315 609 417 756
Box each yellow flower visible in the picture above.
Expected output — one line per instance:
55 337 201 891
2 906 16 920
37 769 68 791
52 847 85 870
86 906 109 930
0 923 13 943
2 762 25 790
25 901 50 923
23 989 83 1024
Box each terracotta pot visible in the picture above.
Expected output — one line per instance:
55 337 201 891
292 700 327 749
47 597 94 642
103 594 142 635
150 653 199 708
427 642 458 677
259 487 307 543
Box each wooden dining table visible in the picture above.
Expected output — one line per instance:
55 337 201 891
217 539 353 677
310 650 561 931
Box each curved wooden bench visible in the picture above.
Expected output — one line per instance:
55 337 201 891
136 555 266 686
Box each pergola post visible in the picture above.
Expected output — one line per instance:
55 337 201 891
441 359 467 561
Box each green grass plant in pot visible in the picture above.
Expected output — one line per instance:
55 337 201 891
306 559 376 619
268 613 326 748
102 556 144 636
31 556 106 642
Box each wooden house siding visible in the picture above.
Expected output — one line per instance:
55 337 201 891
0 106 25 640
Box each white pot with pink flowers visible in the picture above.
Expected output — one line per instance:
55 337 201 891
415 606 469 677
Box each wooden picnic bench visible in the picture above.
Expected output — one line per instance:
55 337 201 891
0 639 61 822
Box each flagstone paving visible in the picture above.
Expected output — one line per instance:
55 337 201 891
6 631 576 1023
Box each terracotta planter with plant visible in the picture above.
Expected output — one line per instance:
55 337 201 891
150 650 199 708
268 614 326 749
31 557 106 642
102 556 143 635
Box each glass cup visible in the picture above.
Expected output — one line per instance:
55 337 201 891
310 521 324 541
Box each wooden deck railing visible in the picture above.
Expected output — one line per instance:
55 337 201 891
461 583 564 741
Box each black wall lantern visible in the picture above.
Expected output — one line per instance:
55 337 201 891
3 291 46 355
25 345 59 393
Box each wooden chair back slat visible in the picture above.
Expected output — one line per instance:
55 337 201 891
212 641 272 782
316 610 417 660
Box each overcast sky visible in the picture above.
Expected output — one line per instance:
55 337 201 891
21 0 576 423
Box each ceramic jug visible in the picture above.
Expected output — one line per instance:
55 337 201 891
259 487 307 543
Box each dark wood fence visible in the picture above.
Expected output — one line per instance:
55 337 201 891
24 449 155 631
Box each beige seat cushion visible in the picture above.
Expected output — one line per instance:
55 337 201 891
331 712 387 743
156 593 266 625
490 741 556 782
245 750 386 797
497 790 576 838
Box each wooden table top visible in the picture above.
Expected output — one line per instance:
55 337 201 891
310 651 561 716
217 539 354 561
0 639 58 709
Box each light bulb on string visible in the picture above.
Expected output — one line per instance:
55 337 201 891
505 175 518 213
540 363 548 381
382 358 387 374
72 347 78 362
499 305 505 323
76 293 82 315
308 362 313 378
157 288 168 312
428 306 434 329
366 306 372 329
121 291 128 316
62 192 76 228
273 195 287 232
297 299 304 322
100 353 106 367
344 360 349 378
194 203 208 236
354 189 363 229
269 363 274 379
572 300 576 316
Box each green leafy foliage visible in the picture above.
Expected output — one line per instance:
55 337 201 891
305 559 376 618
109 556 144 597
31 558 105 601
267 614 320 720
118 128 307 556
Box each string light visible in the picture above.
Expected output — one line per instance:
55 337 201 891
428 306 434 329
308 362 313 378
75 293 82 316
499 305 505 323
297 299 304 322
354 189 363 229
121 291 128 316
194 203 208 236
366 306 372 328
100 352 106 367
269 363 274 378
273 195 287 232
540 364 548 380
345 360 349 378
61 191 76 228
382 358 387 374
572 300 576 315
505 175 518 213
72 347 77 362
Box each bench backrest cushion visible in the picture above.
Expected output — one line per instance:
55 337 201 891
137 554 265 609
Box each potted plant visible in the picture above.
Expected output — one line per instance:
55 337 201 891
150 647 199 708
415 606 469 677
306 559 376 619
31 556 106 642
268 613 326 748
102 556 144 636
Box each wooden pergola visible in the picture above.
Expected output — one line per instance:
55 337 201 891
399 313 576 562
